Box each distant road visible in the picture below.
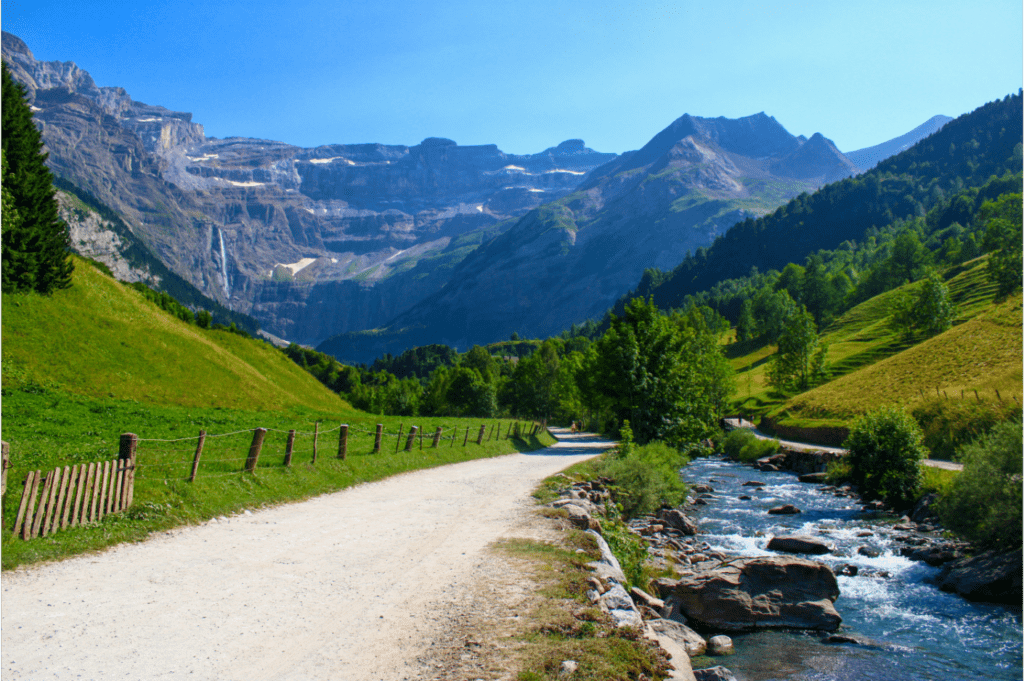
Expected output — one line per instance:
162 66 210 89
721 418 963 472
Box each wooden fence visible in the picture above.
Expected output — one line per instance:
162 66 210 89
4 420 546 540
9 434 137 540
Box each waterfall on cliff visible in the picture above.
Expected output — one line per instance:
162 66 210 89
217 227 231 298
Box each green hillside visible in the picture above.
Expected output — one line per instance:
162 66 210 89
730 256 1023 430
1 258 552 569
2 256 345 412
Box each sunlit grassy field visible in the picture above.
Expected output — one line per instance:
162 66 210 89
728 256 1023 427
0 258 555 569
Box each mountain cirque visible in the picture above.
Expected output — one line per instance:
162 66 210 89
2 31 946 354
1 32 615 343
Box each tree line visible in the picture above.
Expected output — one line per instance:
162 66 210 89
285 297 734 448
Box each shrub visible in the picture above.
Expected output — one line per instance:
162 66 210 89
938 418 1022 550
720 428 780 463
844 406 927 508
911 398 1020 461
599 441 688 519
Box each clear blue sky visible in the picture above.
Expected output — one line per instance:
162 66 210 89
4 0 1021 155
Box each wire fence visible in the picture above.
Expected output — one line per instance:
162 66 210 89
2 418 546 541
131 419 545 483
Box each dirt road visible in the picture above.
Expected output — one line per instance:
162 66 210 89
1 430 613 680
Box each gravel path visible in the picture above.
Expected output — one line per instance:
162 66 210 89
1 430 613 680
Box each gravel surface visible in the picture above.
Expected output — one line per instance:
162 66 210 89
1 430 613 680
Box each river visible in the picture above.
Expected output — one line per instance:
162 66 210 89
680 456 1022 681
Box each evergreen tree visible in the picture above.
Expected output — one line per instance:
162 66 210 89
1 61 73 294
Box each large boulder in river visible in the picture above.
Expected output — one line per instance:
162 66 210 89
659 508 698 535
656 556 842 631
935 548 1022 607
767 535 832 555
768 504 801 515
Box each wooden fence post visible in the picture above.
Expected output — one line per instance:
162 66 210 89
396 424 404 453
506 422 513 439
996 389 1003 402
476 425 486 445
463 427 470 446
974 389 981 402
312 422 320 463
119 433 138 508
338 425 348 460
17 471 40 538
374 424 383 454
283 430 295 467
432 427 443 448
405 426 418 451
190 430 207 482
246 428 267 472
450 427 457 447
0 440 8 532
70 464 87 526
419 427 424 450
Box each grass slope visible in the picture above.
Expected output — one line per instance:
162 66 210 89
2 257 344 412
1 258 556 569
730 256 1023 427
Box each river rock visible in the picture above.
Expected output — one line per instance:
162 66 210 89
738 495 752 500
600 583 643 628
798 472 829 483
659 508 698 535
648 617 707 656
768 535 832 555
836 563 859 577
692 484 715 494
767 504 801 515
935 548 1023 607
707 634 734 655
857 546 882 558
630 586 665 611
693 666 738 681
656 556 842 631
586 529 627 585
741 480 765 487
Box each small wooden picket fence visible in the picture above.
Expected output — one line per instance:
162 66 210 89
10 434 137 540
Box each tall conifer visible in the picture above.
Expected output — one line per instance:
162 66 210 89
1 61 73 293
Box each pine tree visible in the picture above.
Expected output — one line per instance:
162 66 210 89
2 61 73 294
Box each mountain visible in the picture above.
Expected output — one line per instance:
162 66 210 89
1 32 616 345
845 115 953 170
318 113 864 363
632 93 1021 314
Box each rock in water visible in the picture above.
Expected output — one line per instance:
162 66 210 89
767 504 801 515
767 535 832 555
936 548 1023 607
707 634 734 655
694 666 738 681
657 556 842 631
659 508 698 535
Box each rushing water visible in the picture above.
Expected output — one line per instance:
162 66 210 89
681 456 1022 681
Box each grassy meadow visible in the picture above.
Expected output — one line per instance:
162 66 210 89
1 258 555 569
729 256 1023 432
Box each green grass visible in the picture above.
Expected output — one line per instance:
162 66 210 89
1 385 554 569
2 256 344 412
0 258 557 569
728 257 1023 431
496 532 669 681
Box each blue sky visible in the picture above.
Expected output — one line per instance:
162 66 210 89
4 0 1021 155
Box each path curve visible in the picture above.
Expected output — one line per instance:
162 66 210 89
1 429 613 680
